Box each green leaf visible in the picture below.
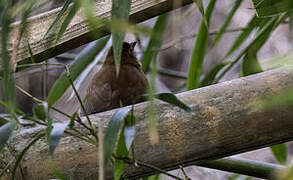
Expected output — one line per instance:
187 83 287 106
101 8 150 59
224 15 265 58
242 15 288 76
47 35 110 106
156 93 191 112
111 0 131 75
212 0 243 46
27 42 35 63
199 63 228 87
33 104 46 121
43 0 72 38
113 114 136 180
186 0 217 90
1 6 16 113
124 114 136 150
242 48 262 76
56 0 81 43
69 112 76 128
81 0 101 31
271 144 287 165
145 175 161 180
49 122 69 156
104 107 131 165
0 122 16 151
252 0 293 17
141 13 168 73
193 0 207 27
114 159 125 180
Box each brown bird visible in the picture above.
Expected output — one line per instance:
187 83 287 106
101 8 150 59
83 42 148 115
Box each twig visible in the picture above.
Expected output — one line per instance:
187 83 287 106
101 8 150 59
16 84 97 144
115 156 184 180
15 84 43 103
65 65 98 141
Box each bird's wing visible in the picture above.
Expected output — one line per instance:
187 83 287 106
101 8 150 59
84 82 113 114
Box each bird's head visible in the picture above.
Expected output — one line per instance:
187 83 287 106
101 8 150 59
104 42 141 68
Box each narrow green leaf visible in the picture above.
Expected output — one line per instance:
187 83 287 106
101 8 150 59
193 0 205 17
186 0 217 90
146 175 161 180
156 93 191 112
242 48 262 76
111 0 132 75
69 112 76 128
49 122 69 156
271 144 287 165
124 114 136 150
252 0 293 17
114 159 125 180
193 0 207 27
141 14 168 73
224 15 263 58
104 107 131 165
43 0 72 38
47 36 110 106
199 63 228 87
1 7 16 113
27 42 35 63
56 0 81 43
0 122 16 151
45 103 53 150
242 15 288 76
213 0 243 46
81 0 101 31
33 104 46 121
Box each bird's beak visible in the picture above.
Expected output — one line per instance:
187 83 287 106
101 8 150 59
130 42 137 52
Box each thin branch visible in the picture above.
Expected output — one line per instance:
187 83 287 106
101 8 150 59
116 156 184 180
65 65 98 141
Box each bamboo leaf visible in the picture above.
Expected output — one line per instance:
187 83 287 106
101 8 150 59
111 0 131 75
49 122 69 156
47 36 110 106
43 0 72 38
104 107 131 165
27 42 35 63
114 159 125 180
213 0 243 46
271 144 287 165
252 0 293 17
224 15 265 58
199 62 228 87
33 104 46 121
1 6 16 113
56 0 81 43
242 49 262 76
141 14 168 73
187 0 217 90
124 114 136 150
81 0 101 31
156 93 191 112
0 122 16 151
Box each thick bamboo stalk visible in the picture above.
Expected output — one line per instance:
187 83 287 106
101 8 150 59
1 0 193 64
1 67 293 179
